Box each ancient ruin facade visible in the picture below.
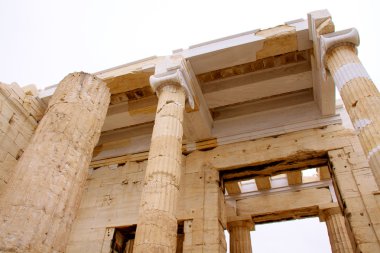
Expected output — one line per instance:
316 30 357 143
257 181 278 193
1 9 380 253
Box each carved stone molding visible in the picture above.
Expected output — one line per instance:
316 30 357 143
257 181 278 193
320 28 360 64
150 57 195 109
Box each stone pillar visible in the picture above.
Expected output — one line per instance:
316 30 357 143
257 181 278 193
182 220 193 252
0 72 110 253
227 219 254 253
125 239 135 253
134 59 193 253
321 28 380 186
320 207 354 253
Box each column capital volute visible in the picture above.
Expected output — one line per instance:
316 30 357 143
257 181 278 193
149 56 195 109
320 28 360 60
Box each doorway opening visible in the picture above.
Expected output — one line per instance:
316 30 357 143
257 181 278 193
224 217 331 253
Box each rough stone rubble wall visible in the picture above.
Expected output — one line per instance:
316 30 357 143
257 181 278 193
0 82 46 192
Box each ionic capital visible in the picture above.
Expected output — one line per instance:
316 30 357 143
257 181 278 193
149 56 195 109
320 28 360 61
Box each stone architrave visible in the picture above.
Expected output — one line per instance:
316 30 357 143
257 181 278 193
321 28 380 186
320 207 354 253
227 219 254 253
133 58 192 253
0 72 110 253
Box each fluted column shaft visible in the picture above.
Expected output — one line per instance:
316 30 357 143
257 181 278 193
228 220 254 253
0 72 110 253
134 83 186 253
322 209 354 253
326 45 380 186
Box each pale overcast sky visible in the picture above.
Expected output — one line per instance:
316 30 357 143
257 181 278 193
1 1 379 252
0 0 379 90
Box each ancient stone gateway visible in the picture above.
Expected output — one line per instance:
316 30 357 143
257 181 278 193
1 9 380 253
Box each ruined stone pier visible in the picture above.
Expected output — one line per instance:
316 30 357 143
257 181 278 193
0 72 110 252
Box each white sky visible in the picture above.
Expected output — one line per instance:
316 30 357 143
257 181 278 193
225 218 332 253
1 1 378 252
0 0 379 90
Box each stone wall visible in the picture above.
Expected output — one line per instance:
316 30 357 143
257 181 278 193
66 152 227 253
66 125 380 253
0 82 46 193
66 161 147 252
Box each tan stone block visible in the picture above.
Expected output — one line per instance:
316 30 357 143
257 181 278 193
4 153 16 162
22 84 38 96
349 156 371 170
8 130 22 144
0 160 17 191
14 133 28 149
191 229 204 245
335 174 360 198
124 161 141 173
203 243 221 252
203 218 221 231
344 196 367 211
330 160 351 174
66 240 104 253
0 114 11 132
9 82 26 100
0 83 11 97
0 102 15 122
189 245 204 253
343 145 354 155
0 134 19 158
358 242 380 253
203 229 221 245
352 169 379 194
367 209 380 225
0 149 8 161
350 226 379 244
347 210 372 228
360 194 380 210
190 218 204 232
372 224 380 237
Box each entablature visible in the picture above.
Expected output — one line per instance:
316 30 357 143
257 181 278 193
38 11 343 162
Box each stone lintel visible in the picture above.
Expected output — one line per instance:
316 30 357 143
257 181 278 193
150 56 195 109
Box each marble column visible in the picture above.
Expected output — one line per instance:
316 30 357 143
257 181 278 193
227 219 254 253
321 28 380 186
0 72 110 253
133 65 191 252
320 208 354 253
